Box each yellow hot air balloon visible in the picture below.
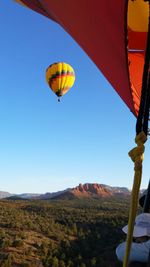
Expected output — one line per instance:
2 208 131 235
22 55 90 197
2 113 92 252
46 62 75 101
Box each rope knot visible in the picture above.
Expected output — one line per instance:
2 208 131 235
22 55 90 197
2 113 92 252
128 146 145 163
128 132 146 165
135 131 147 145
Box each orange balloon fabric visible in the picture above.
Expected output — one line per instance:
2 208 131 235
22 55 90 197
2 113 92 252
15 0 149 117
127 0 149 116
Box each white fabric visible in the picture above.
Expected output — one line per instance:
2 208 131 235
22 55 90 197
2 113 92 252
123 213 150 237
122 225 150 238
116 240 150 263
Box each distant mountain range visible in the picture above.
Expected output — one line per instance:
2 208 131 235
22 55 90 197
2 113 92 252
50 183 131 200
0 183 132 200
0 191 13 199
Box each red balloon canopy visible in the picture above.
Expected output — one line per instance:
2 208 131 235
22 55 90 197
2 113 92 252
15 0 149 117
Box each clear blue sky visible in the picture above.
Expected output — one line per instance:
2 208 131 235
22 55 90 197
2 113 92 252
0 1 150 193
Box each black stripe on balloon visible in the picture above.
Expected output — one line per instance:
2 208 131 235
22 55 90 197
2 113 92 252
50 71 74 80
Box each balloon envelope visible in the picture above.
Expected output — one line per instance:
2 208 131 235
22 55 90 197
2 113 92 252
15 0 149 116
46 62 75 97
